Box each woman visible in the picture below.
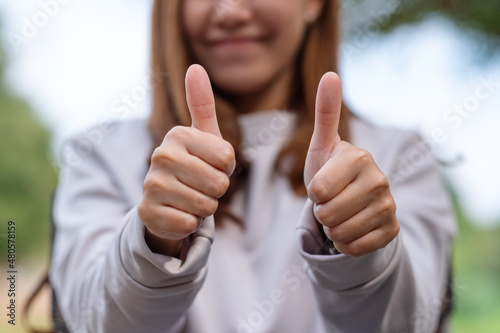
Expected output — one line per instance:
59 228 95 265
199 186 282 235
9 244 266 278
49 0 456 332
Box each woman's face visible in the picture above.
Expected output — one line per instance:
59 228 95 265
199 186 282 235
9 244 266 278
182 0 323 97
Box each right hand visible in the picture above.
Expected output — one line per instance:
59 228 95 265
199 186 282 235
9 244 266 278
138 64 236 256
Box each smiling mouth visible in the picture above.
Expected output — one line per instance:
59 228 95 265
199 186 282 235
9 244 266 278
210 37 264 49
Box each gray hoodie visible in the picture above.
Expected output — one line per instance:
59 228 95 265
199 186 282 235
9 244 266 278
50 111 456 333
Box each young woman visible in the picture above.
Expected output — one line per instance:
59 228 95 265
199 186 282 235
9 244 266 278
49 0 456 332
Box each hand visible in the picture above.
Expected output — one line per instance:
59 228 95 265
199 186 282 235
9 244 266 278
138 64 236 257
304 73 399 257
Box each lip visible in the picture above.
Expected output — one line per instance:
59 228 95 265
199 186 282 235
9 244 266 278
209 36 263 49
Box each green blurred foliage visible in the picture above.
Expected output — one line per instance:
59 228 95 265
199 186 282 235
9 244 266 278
345 0 500 52
351 1 500 326
0 30 57 259
452 202 500 332
389 0 499 35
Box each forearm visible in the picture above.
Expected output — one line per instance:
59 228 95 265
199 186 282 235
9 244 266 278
296 200 452 333
51 209 213 333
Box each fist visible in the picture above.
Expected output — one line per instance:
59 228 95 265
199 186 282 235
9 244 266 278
304 73 400 257
138 65 236 256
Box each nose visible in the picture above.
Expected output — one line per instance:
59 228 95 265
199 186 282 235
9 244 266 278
213 0 252 28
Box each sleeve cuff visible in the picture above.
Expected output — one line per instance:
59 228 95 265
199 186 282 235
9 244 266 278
296 199 401 291
119 208 214 288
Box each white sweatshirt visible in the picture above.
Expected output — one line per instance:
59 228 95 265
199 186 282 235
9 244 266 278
50 111 456 333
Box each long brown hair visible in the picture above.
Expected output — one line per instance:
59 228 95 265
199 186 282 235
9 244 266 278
149 0 350 222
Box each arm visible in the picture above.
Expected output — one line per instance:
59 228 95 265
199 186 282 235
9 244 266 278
50 137 214 333
297 132 455 333
50 65 234 332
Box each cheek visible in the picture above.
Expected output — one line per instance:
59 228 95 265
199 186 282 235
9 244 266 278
182 1 211 44
259 0 308 47
264 6 308 63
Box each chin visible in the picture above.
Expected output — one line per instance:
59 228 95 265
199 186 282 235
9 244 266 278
209 67 271 96
216 79 262 95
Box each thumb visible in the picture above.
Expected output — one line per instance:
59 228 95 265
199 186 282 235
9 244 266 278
185 64 222 137
304 72 343 186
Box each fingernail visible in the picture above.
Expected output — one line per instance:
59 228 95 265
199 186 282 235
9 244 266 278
307 184 320 203
313 204 321 222
225 159 236 176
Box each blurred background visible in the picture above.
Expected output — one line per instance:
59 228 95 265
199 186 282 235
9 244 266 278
0 0 499 332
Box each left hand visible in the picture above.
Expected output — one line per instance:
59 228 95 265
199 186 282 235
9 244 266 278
304 72 400 257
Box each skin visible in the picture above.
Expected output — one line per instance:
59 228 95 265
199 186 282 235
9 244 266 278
304 73 400 257
181 0 324 113
138 65 235 257
138 0 400 258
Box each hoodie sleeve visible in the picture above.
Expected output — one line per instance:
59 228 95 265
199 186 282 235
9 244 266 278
49 135 213 333
296 131 456 333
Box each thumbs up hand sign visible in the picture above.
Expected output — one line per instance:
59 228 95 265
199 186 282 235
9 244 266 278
138 65 236 257
304 73 399 257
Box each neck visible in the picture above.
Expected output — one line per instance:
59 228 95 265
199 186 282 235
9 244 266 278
225 67 295 114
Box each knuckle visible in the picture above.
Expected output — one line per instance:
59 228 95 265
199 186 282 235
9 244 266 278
326 226 345 243
354 148 371 165
137 200 154 224
309 179 329 203
155 210 200 237
333 243 346 255
345 242 365 258
146 224 163 237
166 126 189 141
207 173 230 197
219 143 235 168
381 195 397 214
151 147 177 166
314 204 329 225
391 222 401 239
378 225 399 250
181 214 202 235
193 194 218 217
373 172 390 189
143 176 163 195
150 147 165 164
138 205 165 236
